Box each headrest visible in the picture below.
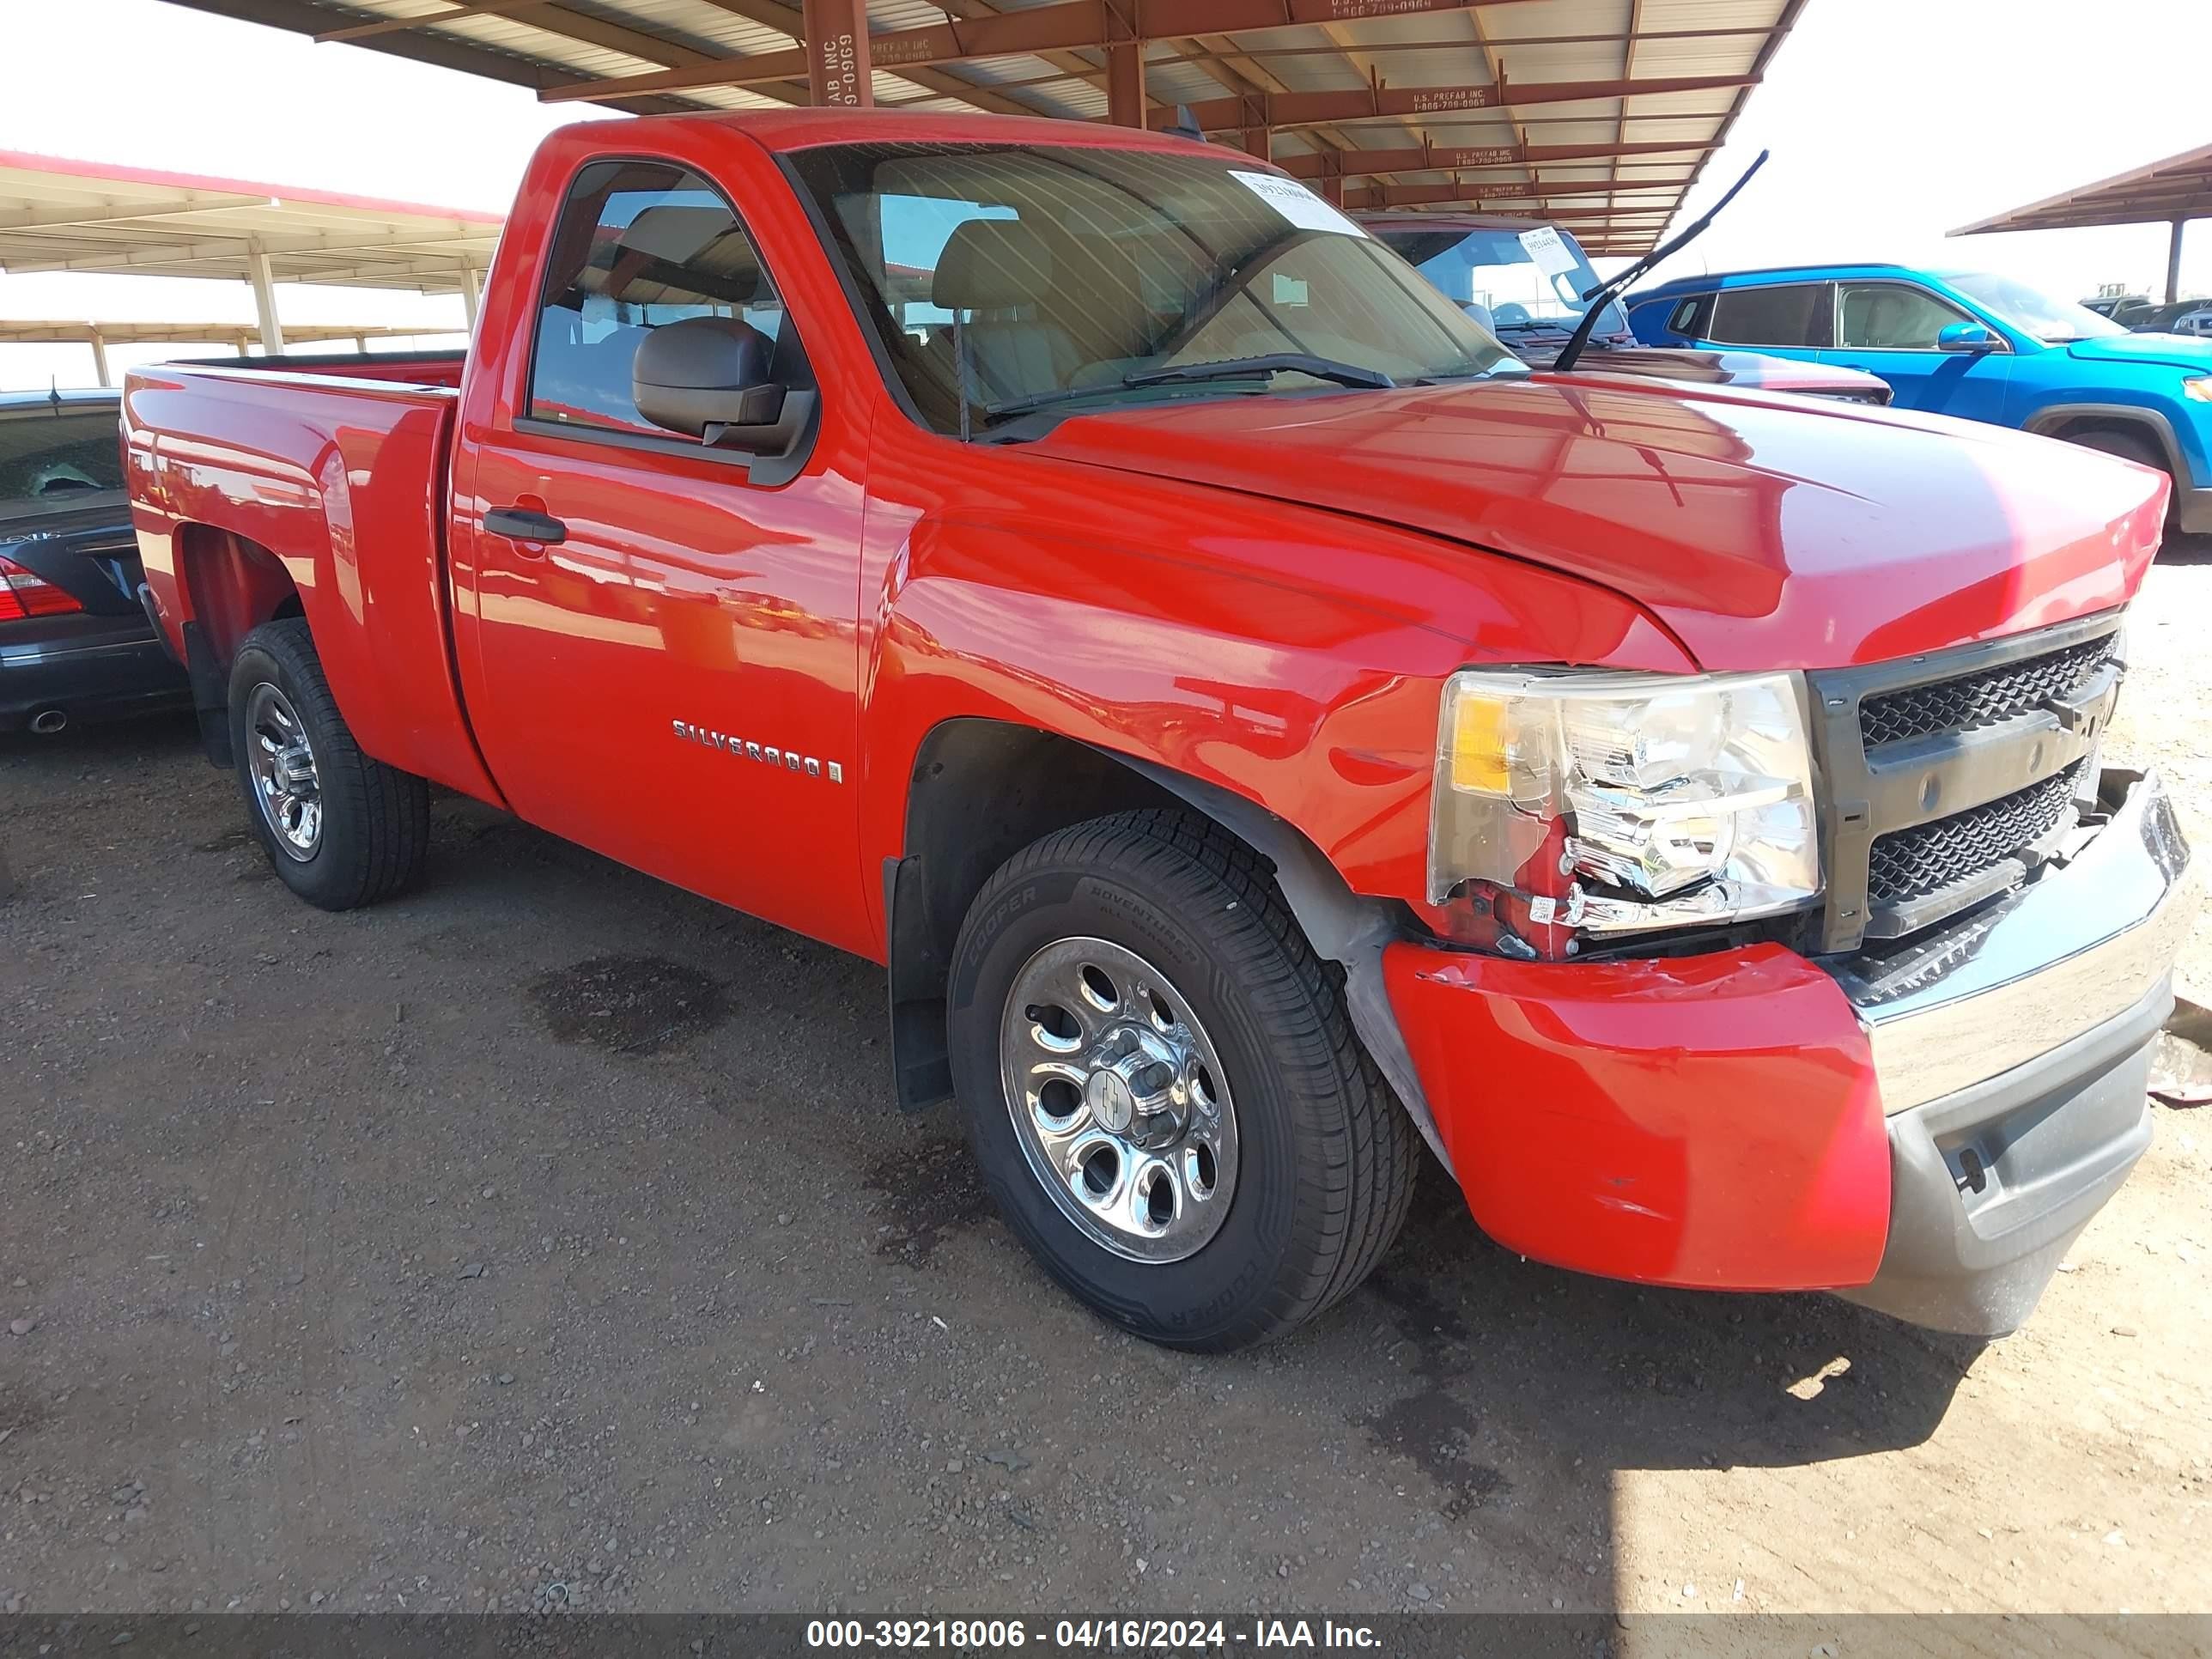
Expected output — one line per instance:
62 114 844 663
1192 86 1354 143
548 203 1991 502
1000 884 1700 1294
932 218 1054 311
621 204 730 263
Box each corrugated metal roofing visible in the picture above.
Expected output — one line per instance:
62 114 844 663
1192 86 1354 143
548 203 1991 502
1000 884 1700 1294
1954 142 2212 237
155 0 1811 252
0 149 500 292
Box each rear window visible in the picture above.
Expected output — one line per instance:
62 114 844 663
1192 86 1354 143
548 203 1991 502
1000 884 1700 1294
1709 283 1831 348
1666 295 1711 336
0 409 124 514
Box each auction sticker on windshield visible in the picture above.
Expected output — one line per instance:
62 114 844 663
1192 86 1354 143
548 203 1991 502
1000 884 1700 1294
1516 224 1579 276
1229 169 1370 238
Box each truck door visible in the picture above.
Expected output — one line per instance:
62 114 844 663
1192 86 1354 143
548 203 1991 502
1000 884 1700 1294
456 158 872 956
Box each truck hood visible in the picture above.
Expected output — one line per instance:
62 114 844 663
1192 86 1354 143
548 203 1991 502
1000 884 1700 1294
2062 331 2212 374
1027 378 2163 672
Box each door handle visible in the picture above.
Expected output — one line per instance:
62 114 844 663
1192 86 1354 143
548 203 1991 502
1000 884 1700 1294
483 506 568 545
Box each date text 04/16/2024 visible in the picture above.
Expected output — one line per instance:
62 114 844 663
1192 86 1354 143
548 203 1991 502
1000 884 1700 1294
805 1620 1382 1650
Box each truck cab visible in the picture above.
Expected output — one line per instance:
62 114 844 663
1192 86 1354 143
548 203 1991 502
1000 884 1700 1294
122 112 2192 1352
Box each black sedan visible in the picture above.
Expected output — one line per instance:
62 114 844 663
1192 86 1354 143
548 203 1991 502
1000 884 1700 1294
1 388 188 735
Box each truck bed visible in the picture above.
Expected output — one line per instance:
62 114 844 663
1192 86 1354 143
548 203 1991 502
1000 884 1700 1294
173 349 468 389
121 356 500 803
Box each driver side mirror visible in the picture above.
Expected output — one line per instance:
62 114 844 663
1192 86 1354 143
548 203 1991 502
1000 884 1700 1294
633 315 790 450
1936 321 1998 354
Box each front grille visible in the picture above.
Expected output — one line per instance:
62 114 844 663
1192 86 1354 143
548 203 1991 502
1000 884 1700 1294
1860 635 2114 749
1867 762 2083 904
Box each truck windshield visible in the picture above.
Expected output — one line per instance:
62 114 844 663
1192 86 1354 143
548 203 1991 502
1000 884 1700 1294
1369 222 1630 341
787 143 1518 436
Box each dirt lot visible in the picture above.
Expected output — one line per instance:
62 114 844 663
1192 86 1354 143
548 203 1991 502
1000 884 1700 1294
3 549 2209 1621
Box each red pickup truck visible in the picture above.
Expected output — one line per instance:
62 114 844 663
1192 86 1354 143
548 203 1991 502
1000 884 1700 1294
124 111 2193 1351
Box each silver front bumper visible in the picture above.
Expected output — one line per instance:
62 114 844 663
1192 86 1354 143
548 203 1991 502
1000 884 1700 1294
1826 769 2196 1114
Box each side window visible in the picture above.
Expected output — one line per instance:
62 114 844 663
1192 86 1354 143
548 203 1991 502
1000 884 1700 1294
1667 295 1709 336
1709 283 1831 348
529 161 801 436
1837 283 1975 351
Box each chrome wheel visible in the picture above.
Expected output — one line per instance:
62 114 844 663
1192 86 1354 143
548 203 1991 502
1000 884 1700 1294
998 936 1238 1263
244 681 322 860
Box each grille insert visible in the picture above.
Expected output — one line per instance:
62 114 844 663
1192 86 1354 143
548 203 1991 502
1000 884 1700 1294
1867 763 2082 906
1859 635 2114 749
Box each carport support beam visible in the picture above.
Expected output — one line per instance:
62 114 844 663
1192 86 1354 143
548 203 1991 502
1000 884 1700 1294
247 247 284 356
88 329 111 389
461 264 483 328
1103 3 1145 131
803 0 873 106
2167 218 2187 305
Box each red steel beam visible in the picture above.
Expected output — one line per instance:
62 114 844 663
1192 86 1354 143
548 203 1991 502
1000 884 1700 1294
1106 42 1146 126
802 0 872 106
1278 140 1710 183
1341 174 1697 202
540 0 1528 104
1351 183 1675 215
1104 0 1144 128
1146 74 1759 132
317 0 545 44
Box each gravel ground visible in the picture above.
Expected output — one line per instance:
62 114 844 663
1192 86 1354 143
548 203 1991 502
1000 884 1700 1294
3 546 2208 1620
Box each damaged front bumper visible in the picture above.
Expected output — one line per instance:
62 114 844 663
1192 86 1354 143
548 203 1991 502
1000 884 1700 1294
1381 769 2194 1335
1824 769 2194 1334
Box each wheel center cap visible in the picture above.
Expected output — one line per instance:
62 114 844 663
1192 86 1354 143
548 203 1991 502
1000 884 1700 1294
1085 1068 1136 1134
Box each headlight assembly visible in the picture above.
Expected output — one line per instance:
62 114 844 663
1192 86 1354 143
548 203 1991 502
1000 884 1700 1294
1430 668 1821 939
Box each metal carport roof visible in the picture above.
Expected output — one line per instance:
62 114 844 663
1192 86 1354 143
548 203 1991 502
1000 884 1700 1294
0 149 501 350
0 319 462 387
1952 140 2212 304
155 0 1811 257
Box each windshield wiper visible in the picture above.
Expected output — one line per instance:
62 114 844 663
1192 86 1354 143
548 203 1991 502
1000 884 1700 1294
1121 353 1395 392
1554 149 1770 373
980 383 1138 422
981 353 1394 426
1413 357 1526 385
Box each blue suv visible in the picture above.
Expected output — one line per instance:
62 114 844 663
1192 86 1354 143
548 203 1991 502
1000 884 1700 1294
1626 264 2212 534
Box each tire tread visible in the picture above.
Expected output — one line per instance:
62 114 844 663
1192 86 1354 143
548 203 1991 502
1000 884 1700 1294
231 618 429 910
958 807 1417 1348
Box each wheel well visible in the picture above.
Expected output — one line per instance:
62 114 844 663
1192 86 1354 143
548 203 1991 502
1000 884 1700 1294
884 720 1182 1109
879 719 1444 1174
2043 414 2177 476
177 525 301 665
174 525 301 766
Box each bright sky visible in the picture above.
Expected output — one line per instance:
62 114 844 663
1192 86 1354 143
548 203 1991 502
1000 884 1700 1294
1639 0 2211 298
3 0 2207 391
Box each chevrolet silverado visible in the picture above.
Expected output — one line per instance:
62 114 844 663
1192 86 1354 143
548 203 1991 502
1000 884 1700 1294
123 112 2193 1349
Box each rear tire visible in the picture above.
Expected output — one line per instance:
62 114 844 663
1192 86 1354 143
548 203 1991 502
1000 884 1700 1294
947 808 1417 1351
228 618 429 911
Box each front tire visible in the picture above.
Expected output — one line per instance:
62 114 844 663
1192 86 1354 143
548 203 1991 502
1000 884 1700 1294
947 809 1417 1351
228 618 429 911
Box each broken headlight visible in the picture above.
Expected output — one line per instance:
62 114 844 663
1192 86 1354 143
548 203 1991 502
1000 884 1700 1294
1430 668 1821 936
